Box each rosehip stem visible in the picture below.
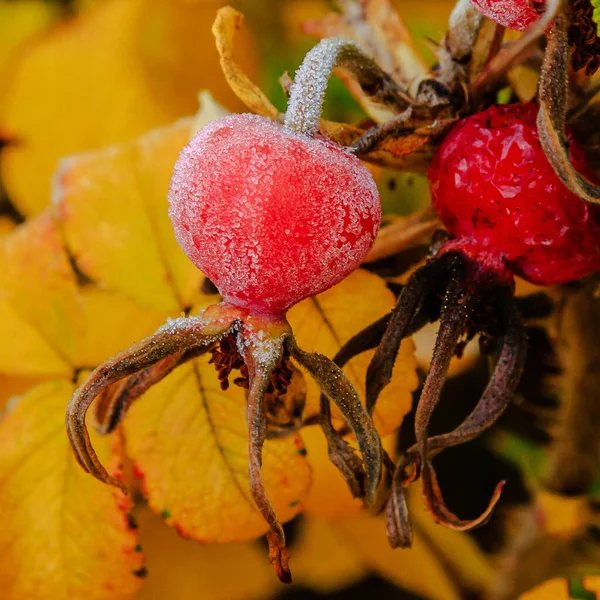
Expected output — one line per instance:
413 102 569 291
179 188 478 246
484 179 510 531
283 37 408 137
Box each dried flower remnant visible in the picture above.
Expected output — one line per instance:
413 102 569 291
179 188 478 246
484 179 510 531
66 38 386 583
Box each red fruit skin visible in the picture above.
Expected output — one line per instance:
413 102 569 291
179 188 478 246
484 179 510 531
169 114 381 315
469 0 543 30
428 103 600 286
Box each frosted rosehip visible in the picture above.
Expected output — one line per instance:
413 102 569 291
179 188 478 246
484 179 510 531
429 102 600 286
470 0 544 30
168 113 381 315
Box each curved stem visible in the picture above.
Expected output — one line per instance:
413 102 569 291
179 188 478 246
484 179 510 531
284 37 407 137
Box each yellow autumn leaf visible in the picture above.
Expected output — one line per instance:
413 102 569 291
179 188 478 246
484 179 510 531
291 516 367 593
334 513 462 600
55 118 199 312
0 0 58 110
0 380 144 600
408 486 494 591
519 577 600 599
134 506 279 600
0 375 45 408
0 213 81 376
288 268 418 436
55 91 231 313
123 360 312 543
77 287 172 368
0 0 256 216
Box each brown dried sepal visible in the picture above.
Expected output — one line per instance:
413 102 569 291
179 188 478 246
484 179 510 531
286 336 383 505
66 307 239 492
537 11 600 204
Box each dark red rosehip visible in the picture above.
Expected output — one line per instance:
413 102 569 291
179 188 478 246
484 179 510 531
428 103 600 286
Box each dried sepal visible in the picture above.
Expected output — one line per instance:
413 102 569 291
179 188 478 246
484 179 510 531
365 253 458 413
537 12 600 204
385 452 417 548
244 334 291 583
286 336 382 505
94 351 185 434
66 311 237 492
420 458 505 531
423 299 527 455
350 105 456 159
414 278 470 460
445 0 485 64
319 392 367 499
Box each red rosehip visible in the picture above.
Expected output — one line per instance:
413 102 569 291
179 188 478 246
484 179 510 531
469 0 544 30
169 113 381 315
428 102 600 286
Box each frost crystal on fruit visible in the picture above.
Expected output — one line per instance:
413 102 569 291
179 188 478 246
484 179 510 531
169 113 381 315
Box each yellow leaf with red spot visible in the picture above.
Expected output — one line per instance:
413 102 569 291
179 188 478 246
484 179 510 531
0 380 144 600
123 360 312 543
0 213 81 376
288 269 418 436
0 0 256 216
133 506 279 600
55 118 200 312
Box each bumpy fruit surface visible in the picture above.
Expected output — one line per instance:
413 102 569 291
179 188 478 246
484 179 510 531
428 102 600 286
169 113 381 315
469 0 544 30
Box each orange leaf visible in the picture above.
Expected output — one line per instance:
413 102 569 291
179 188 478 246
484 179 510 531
0 380 144 599
0 213 81 376
123 360 312 543
0 0 256 215
288 269 418 436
